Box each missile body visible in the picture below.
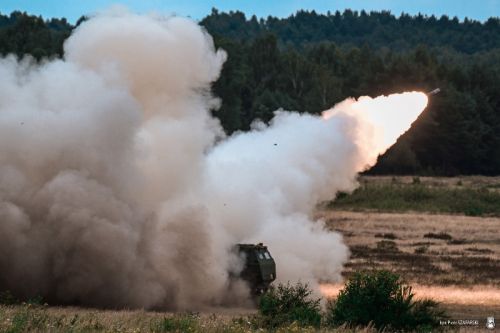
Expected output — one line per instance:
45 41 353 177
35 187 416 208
427 88 441 96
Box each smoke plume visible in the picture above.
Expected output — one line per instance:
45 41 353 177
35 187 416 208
0 9 427 309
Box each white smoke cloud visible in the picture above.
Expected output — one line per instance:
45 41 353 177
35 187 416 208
0 9 427 310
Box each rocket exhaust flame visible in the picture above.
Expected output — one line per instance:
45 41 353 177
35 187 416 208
0 9 430 310
322 91 428 156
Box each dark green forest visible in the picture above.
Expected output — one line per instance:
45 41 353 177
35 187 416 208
1 10 499 175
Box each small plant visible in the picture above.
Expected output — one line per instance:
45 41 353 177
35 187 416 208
0 291 45 306
424 232 452 240
326 270 446 331
2 305 50 333
150 314 198 333
258 282 321 328
464 205 483 216
27 295 44 306
0 290 19 305
412 176 421 184
465 247 493 254
414 245 428 254
375 232 397 240
376 240 399 252
447 238 468 245
5 310 30 333
336 191 349 200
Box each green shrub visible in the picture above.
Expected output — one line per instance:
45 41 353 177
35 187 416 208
258 282 321 328
27 295 44 306
326 270 446 331
375 233 397 240
150 315 198 333
376 240 399 252
0 290 18 305
3 306 51 333
336 191 349 200
414 245 428 254
464 205 483 216
5 310 30 333
0 291 45 306
424 232 452 240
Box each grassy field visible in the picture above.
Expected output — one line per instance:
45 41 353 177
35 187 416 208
328 176 500 216
0 304 388 333
0 305 249 333
0 302 495 332
318 210 500 286
323 176 500 286
317 211 500 320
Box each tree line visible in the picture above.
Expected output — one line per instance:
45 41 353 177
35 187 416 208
1 9 499 175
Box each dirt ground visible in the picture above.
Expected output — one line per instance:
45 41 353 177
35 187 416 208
317 209 500 321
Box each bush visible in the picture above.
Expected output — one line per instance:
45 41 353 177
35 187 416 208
0 291 45 306
414 245 428 254
258 282 321 328
326 270 446 331
424 232 452 240
2 305 51 333
376 240 399 252
374 233 397 240
0 290 19 305
150 314 197 333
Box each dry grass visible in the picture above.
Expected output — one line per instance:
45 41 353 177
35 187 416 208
320 283 500 317
316 176 500 322
0 302 489 332
0 305 240 332
317 210 500 286
0 304 383 333
320 284 499 304
318 198 499 320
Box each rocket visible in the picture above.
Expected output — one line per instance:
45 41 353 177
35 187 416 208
426 88 441 96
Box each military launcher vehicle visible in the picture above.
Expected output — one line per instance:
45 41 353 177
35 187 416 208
235 243 276 295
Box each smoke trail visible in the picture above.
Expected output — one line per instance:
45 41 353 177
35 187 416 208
0 9 427 309
205 92 427 292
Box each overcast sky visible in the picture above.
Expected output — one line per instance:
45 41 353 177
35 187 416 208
1 0 499 23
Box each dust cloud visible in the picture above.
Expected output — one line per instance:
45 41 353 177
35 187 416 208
0 9 427 309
